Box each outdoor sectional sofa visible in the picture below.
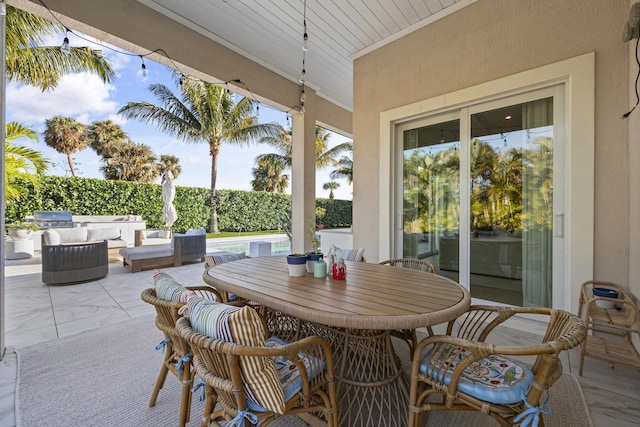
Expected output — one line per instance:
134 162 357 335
119 229 206 272
40 226 126 285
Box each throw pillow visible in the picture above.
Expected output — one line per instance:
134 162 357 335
154 270 189 302
185 227 206 236
43 229 61 246
204 251 246 269
187 296 285 414
328 244 365 262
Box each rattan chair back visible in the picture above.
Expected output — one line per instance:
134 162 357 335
176 316 339 426
379 258 436 273
379 258 438 357
141 286 222 427
408 305 587 427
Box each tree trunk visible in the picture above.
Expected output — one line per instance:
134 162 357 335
67 153 76 177
209 143 220 233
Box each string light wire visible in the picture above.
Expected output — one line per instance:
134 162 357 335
35 0 300 120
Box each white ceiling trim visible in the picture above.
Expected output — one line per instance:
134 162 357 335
350 0 477 60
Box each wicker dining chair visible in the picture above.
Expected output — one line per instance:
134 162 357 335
141 286 223 427
176 316 339 427
379 258 438 358
408 305 587 427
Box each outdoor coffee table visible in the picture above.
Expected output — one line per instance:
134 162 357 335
203 256 470 427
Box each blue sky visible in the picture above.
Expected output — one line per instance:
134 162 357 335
6 31 353 200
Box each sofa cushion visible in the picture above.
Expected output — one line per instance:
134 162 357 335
186 296 285 414
119 245 173 260
51 227 88 244
87 227 121 242
156 230 171 239
143 229 170 239
43 229 61 245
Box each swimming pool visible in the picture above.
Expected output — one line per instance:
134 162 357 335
206 235 291 255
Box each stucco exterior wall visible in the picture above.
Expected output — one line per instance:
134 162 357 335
353 0 630 289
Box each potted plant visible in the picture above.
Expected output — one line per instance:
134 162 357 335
6 221 39 240
286 253 308 277
305 225 323 273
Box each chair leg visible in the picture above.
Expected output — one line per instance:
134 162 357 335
179 367 193 427
150 363 169 407
201 384 217 427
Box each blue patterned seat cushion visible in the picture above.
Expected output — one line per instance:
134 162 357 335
419 344 534 404
246 336 324 412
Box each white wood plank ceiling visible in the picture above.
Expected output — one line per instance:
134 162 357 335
136 0 476 111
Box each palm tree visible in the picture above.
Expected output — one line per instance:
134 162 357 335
118 74 283 233
159 154 182 180
4 122 50 205
101 140 159 182
86 119 128 156
5 5 114 91
329 144 353 184
251 159 289 193
43 116 88 177
322 181 340 199
255 127 352 186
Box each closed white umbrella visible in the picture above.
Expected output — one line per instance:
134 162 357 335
162 172 178 228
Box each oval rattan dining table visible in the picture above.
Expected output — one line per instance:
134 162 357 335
203 256 470 427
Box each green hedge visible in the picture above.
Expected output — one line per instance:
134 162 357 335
6 176 352 232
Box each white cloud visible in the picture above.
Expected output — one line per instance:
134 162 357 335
6 73 118 123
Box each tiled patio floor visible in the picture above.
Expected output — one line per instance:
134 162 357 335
1 251 640 427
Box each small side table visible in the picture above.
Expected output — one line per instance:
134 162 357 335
6 239 35 260
249 241 272 257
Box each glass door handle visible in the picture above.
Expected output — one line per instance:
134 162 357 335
554 213 564 237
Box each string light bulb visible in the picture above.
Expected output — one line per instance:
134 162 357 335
302 0 309 51
1 0 7 16
303 32 309 51
300 88 306 103
61 29 71 54
140 55 148 78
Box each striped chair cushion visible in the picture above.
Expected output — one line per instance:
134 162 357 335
186 297 285 414
329 244 365 262
154 270 188 302
204 251 246 269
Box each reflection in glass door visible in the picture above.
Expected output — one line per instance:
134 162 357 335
469 98 553 306
402 119 460 283
399 96 555 307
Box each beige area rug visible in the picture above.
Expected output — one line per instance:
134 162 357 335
16 315 593 427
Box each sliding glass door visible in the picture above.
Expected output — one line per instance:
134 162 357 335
396 89 561 307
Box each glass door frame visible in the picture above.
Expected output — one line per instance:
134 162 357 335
394 86 565 308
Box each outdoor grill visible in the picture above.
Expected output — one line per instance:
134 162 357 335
33 211 74 228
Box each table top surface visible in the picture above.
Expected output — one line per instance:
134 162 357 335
202 256 470 330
